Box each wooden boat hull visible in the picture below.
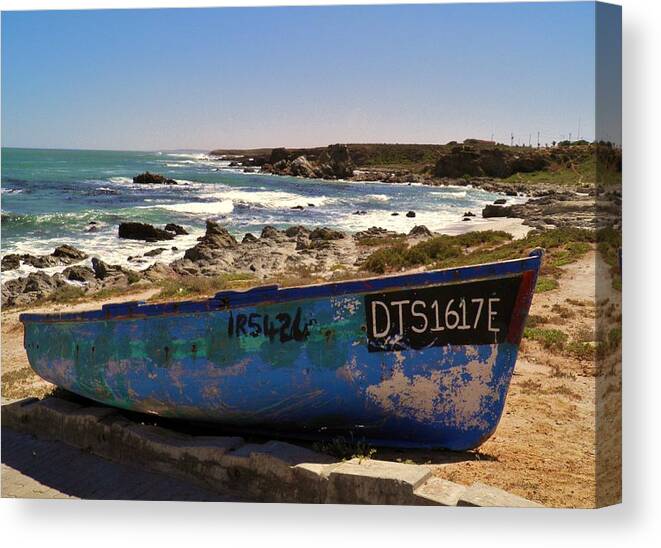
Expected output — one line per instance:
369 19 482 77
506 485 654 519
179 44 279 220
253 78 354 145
21 251 542 450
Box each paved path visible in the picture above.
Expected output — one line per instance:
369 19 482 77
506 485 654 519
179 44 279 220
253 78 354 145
1 427 244 501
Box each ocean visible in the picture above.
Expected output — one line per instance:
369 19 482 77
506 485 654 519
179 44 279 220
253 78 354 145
1 147 518 281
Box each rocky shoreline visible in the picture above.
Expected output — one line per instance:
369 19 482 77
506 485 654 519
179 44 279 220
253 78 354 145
0 190 614 309
0 220 441 308
210 142 618 231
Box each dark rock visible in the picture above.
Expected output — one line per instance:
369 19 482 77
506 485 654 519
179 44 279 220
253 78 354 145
118 222 175 241
171 247 178 251
164 223 188 235
23 271 57 293
284 225 310 238
505 190 518 196
307 203 316 207
52 244 87 262
87 226 99 233
21 254 60 269
290 205 305 210
463 217 472 221
144 248 166 257
391 212 400 216
406 211 416 218
353 210 367 215
91 257 111 279
463 211 476 217
242 233 258 243
260 225 284 240
1 254 21 271
62 265 96 283
482 204 514 218
493 198 507 205
408 225 432 237
309 227 345 240
132 172 177 185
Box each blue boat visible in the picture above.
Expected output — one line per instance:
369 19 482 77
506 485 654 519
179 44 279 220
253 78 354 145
20 250 542 450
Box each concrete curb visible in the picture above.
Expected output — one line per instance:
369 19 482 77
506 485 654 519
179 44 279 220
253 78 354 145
2 397 543 507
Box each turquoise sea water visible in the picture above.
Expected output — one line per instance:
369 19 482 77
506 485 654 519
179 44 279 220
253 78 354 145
1 147 512 280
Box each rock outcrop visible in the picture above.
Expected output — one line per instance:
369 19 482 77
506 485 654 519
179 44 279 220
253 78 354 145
1 254 21 271
1 245 88 271
182 220 237 262
132 172 177 185
262 144 355 180
408 225 433 238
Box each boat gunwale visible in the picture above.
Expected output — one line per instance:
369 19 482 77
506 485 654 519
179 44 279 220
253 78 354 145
20 250 543 325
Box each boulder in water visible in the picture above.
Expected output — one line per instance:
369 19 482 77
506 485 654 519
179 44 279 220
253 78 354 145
118 222 175 241
53 244 88 262
1 254 21 271
132 172 177 185
164 223 189 235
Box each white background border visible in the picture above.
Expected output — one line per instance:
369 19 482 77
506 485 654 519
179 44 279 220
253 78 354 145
1 0 658 545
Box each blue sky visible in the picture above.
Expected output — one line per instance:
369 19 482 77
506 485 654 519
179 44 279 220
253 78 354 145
2 2 600 151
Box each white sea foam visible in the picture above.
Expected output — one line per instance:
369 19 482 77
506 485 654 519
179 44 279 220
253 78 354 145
365 194 390 202
202 189 332 209
142 199 235 215
337 208 458 234
165 152 209 160
430 190 467 199
108 176 133 184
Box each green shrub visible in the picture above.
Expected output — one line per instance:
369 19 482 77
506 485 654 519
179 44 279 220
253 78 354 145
524 327 568 351
154 273 256 300
47 285 86 303
535 277 559 293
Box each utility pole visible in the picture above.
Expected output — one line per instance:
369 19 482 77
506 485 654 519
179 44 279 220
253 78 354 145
510 132 514 147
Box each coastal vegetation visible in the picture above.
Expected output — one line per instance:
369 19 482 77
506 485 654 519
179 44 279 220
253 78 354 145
360 227 596 279
152 272 256 301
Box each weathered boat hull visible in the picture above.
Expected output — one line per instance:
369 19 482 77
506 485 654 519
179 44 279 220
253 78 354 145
21 252 541 450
